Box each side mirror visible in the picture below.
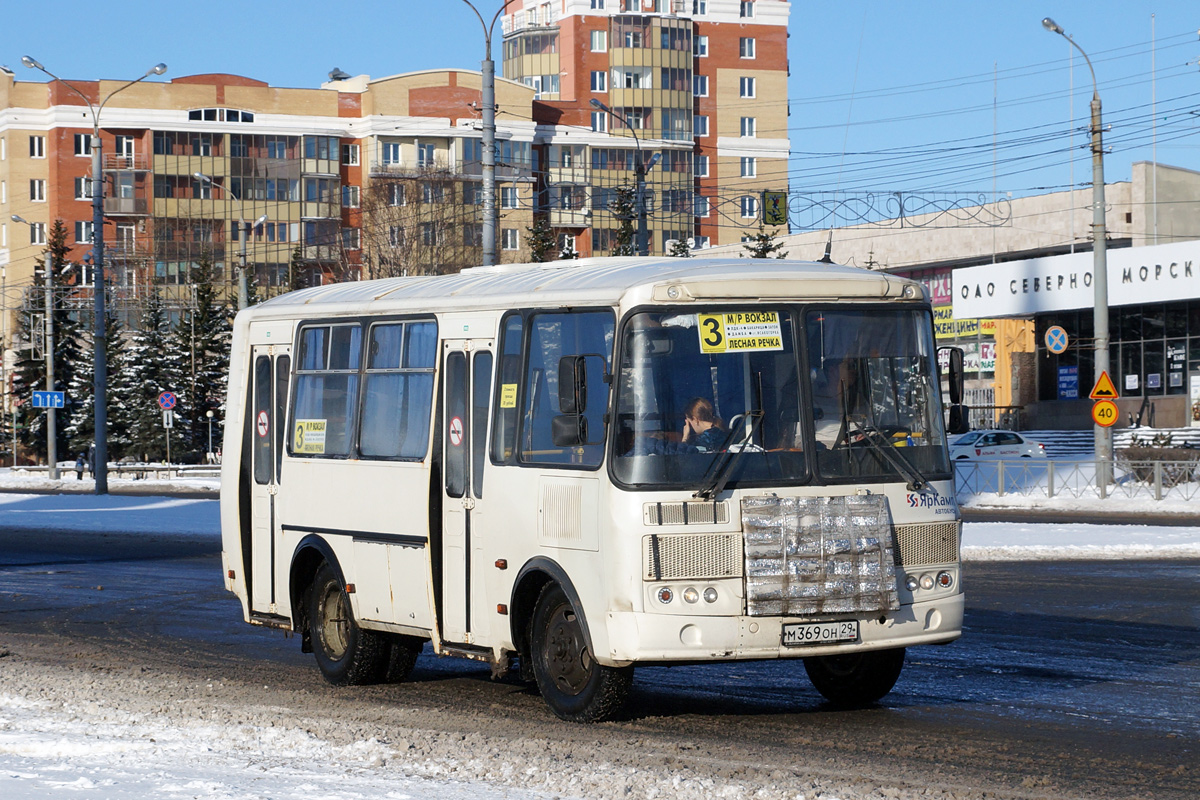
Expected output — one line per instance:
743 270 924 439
558 355 587 414
947 405 970 435
551 414 588 447
947 347 965 406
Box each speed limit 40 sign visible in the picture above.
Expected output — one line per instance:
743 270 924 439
1092 399 1118 428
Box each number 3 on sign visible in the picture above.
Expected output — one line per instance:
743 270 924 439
698 314 725 353
1092 399 1118 427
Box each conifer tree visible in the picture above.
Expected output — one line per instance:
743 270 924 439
609 185 638 256
11 220 83 462
558 236 580 260
172 254 231 457
526 218 557 263
65 310 126 460
742 227 789 259
668 237 692 258
121 289 182 461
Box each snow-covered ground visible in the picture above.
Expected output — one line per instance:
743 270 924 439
1 477 1198 799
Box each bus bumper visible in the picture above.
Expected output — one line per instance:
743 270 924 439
601 593 964 666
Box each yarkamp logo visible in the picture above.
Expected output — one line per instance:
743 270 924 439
906 490 956 514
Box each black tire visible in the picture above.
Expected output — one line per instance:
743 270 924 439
383 634 424 683
308 562 388 686
529 583 632 723
803 647 906 707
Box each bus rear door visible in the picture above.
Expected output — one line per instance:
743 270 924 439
440 337 494 645
248 342 291 614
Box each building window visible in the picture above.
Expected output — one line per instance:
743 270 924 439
591 70 607 92
417 143 436 168
381 141 402 165
693 75 708 96
421 182 445 204
500 186 519 209
75 221 94 244
694 194 711 218
74 177 91 200
342 185 360 208
694 116 709 137
30 179 46 202
342 143 360 165
74 134 91 156
591 30 607 52
502 228 519 250
342 228 361 250
30 222 47 245
623 30 643 48
463 183 482 205
591 0 605 7
693 235 710 249
591 111 608 133
692 0 707 14
421 222 443 246
741 157 756 177
739 77 756 98
29 136 45 158
388 225 404 248
740 37 756 58
694 154 709 177
740 195 759 218
694 35 708 57
388 183 405 206
740 116 757 137
739 1 754 18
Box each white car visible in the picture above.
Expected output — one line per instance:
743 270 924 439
949 430 1047 460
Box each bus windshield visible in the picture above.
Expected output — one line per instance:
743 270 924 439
611 307 950 490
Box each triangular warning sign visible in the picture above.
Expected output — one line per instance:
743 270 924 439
1089 371 1118 400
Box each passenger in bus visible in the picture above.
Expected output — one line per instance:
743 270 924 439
812 357 862 448
629 397 726 455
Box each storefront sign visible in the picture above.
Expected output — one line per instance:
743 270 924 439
953 240 1200 319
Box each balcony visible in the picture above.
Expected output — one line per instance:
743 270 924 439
549 208 591 228
103 154 149 171
548 166 589 185
104 197 149 216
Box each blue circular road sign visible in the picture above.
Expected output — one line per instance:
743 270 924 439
157 391 178 410
1045 326 1069 354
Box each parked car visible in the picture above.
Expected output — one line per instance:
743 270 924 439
949 430 1047 460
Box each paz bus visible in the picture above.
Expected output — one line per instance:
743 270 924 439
219 257 965 722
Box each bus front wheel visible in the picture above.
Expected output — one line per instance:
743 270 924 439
529 583 632 722
309 562 388 686
803 647 905 707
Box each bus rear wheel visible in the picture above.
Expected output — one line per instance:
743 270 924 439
803 647 905 707
309 562 388 686
530 584 632 723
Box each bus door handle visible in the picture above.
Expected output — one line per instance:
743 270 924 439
462 497 476 510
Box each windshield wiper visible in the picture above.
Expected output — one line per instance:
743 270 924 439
846 419 929 492
694 410 764 500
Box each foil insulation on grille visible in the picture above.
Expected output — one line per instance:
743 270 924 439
741 495 899 617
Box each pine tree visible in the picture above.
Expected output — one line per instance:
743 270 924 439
742 227 789 259
172 254 232 459
558 237 580 260
668 237 692 258
121 289 183 461
526 219 557 263
609 185 638 256
12 220 83 463
288 245 308 293
64 311 126 460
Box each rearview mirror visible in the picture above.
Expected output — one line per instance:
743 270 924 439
558 356 587 414
551 413 588 447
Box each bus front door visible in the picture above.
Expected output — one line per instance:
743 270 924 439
248 344 291 615
440 340 494 645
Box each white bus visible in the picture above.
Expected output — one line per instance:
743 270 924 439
220 257 965 722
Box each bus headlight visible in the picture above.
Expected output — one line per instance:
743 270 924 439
919 574 935 591
905 575 919 592
703 587 719 604
683 587 700 604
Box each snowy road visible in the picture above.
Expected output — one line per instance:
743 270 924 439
0 495 1197 800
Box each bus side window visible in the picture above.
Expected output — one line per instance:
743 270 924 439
490 313 524 463
360 320 437 459
274 355 290 477
253 355 272 484
291 323 361 457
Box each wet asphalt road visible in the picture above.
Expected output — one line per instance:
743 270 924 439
0 525 1196 799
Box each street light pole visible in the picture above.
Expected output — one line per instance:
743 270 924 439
206 408 214 460
460 1 514 267
194 173 267 310
11 214 57 479
590 99 659 256
1041 19 1112 477
21 56 167 494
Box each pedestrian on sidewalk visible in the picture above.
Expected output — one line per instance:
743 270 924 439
75 453 86 480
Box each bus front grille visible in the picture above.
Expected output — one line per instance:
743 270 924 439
643 533 742 580
893 521 960 566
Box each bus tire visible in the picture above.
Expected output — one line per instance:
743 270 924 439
530 583 632 723
309 562 388 686
383 635 424 683
803 647 905 707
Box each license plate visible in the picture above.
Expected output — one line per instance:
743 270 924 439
781 620 859 647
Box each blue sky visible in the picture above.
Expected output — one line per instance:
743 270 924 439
3 1 1198 201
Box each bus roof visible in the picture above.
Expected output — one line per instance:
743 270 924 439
248 257 921 318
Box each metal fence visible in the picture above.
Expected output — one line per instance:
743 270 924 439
954 458 1200 503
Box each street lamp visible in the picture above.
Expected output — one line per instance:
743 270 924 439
193 173 268 310
460 1 517 267
21 56 167 494
10 214 58 479
590 99 660 256
1041 18 1112 478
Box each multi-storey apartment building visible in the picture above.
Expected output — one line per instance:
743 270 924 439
502 0 791 252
